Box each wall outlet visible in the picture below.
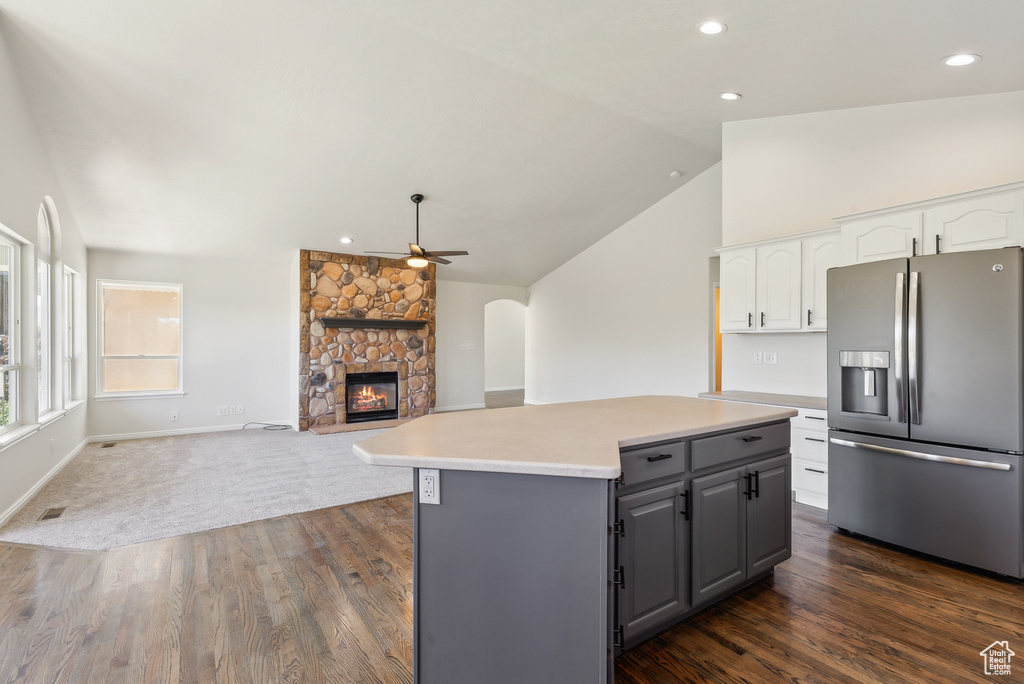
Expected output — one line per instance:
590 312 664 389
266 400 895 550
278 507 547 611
754 352 763 365
764 351 778 365
170 410 179 422
419 469 440 505
229 405 236 415
217 405 229 416
236 404 244 415
454 390 460 399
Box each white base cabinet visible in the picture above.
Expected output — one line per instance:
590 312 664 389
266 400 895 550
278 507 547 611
790 408 828 509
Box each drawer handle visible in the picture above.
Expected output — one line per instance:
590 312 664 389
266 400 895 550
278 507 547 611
804 467 826 474
741 435 762 443
804 416 825 421
804 437 826 443
647 453 673 462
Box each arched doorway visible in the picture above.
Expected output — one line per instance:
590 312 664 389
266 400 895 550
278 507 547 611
484 299 526 408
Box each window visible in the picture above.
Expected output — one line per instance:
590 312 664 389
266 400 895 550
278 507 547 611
98 280 182 396
63 266 81 404
0 234 20 431
37 204 52 414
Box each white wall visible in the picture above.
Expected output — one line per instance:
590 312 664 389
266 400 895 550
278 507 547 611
723 90 1024 245
435 281 528 411
525 163 722 405
719 90 1024 397
0 30 90 523
87 250 295 438
484 299 526 391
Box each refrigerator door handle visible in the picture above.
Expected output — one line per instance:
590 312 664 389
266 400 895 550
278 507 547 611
829 437 1012 471
894 272 905 423
908 271 921 425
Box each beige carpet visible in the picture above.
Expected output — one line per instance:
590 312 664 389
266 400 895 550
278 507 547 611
0 427 412 550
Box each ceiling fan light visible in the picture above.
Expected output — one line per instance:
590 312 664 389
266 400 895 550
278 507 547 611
407 256 429 268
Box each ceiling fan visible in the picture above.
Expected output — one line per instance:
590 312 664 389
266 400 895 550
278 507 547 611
366 193 469 267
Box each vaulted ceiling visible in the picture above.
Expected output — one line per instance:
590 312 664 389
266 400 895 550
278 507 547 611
1 1 1022 285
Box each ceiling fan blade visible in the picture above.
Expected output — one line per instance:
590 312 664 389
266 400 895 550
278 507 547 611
425 255 452 265
422 250 469 257
409 243 425 256
365 251 414 255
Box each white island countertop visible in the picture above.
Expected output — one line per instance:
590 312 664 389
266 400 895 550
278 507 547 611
354 395 796 479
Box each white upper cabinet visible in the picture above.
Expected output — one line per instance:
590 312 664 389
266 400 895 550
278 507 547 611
924 189 1024 255
756 240 802 331
720 247 756 332
841 212 923 263
837 181 1024 264
801 230 843 331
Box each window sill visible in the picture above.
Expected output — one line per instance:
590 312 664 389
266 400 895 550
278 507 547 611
94 390 186 401
0 423 40 450
39 409 66 426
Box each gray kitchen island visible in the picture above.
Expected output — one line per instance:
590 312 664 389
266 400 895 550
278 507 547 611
354 395 796 684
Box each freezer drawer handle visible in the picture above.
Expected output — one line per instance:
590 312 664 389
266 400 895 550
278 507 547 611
646 453 673 463
829 437 1012 471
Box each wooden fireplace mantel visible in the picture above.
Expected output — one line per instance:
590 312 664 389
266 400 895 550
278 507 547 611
319 317 428 330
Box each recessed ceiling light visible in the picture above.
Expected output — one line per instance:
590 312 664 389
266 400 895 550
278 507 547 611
697 21 727 35
719 92 742 101
943 54 981 67
339 236 354 244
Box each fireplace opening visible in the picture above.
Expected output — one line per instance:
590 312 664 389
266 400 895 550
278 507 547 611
346 372 399 423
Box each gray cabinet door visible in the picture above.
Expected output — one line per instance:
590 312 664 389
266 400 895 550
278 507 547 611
747 454 792 577
616 481 689 643
691 466 746 606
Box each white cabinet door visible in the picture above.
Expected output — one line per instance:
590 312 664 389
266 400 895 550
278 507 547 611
925 190 1024 255
841 212 923 263
756 240 802 331
801 230 843 331
720 247 756 332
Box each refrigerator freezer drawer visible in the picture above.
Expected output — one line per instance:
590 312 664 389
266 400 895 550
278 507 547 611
828 435 1023 578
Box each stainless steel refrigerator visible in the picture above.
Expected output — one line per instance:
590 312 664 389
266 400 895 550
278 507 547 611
827 247 1024 578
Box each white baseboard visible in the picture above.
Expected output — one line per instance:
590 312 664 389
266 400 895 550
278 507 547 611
434 403 487 413
0 436 90 528
89 420 295 443
524 399 552 406
484 385 525 392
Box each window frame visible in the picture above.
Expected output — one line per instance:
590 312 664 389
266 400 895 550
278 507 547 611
96 279 184 399
63 265 82 406
0 229 22 434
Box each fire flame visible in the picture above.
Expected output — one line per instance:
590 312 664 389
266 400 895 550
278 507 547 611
351 385 390 411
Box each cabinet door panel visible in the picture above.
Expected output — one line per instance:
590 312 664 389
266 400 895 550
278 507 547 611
617 482 689 643
747 454 792 577
926 190 1024 254
720 248 756 332
691 467 746 606
756 240 802 330
801 231 843 330
842 212 923 263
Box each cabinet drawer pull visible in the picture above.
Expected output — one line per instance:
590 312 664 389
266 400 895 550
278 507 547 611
646 453 673 462
807 309 812 326
804 416 825 421
804 467 826 474
804 437 826 443
741 435 762 443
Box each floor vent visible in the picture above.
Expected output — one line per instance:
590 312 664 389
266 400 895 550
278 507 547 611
39 507 66 521
101 442 117 448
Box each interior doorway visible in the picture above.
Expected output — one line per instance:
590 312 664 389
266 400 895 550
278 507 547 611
484 299 526 408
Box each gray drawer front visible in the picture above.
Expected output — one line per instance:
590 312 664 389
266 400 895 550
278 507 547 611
619 440 688 486
691 422 789 472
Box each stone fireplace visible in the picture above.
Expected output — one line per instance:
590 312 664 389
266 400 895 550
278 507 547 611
298 249 436 431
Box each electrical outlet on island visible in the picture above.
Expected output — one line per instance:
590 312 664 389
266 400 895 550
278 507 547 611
419 469 440 505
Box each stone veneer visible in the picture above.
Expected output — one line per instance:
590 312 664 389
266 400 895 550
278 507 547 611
299 249 436 431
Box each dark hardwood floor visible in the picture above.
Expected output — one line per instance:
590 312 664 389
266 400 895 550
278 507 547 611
0 498 1020 683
